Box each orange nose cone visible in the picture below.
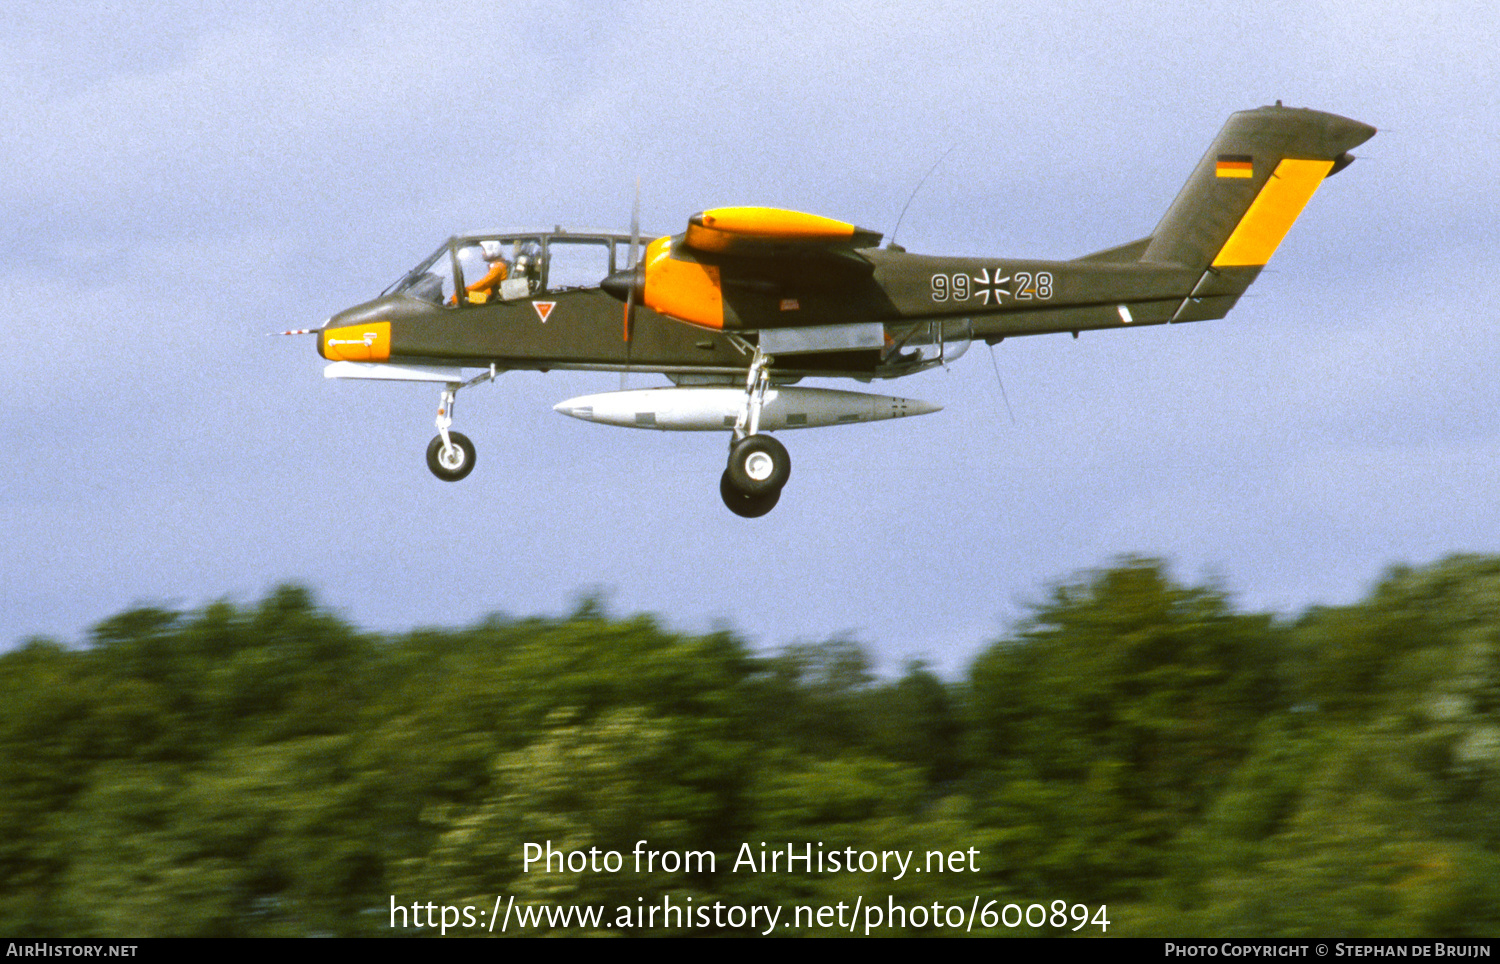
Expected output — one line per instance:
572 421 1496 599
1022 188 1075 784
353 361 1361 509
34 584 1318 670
320 321 391 361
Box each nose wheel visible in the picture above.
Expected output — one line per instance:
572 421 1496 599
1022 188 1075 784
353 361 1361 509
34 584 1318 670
427 431 476 481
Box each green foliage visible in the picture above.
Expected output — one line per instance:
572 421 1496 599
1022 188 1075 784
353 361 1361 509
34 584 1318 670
4 558 1500 936
966 559 1280 897
859 661 965 783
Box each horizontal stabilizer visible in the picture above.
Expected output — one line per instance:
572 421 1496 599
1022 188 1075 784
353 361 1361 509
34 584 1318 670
1075 236 1153 263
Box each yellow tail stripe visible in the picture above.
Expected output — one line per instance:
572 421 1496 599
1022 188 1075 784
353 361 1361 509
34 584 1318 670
1212 158 1335 267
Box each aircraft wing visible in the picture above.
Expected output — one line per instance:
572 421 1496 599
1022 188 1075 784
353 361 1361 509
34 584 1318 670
681 207 882 262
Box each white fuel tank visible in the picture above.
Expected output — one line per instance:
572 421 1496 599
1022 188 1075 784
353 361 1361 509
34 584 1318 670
552 386 941 431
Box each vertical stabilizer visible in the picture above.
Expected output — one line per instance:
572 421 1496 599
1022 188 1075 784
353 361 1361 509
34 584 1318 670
1143 105 1374 270
1138 105 1374 321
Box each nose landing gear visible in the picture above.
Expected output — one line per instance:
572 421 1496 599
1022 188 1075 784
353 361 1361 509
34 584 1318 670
425 367 497 482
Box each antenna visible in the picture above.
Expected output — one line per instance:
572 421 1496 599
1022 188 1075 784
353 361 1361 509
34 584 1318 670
890 145 956 248
988 343 1016 425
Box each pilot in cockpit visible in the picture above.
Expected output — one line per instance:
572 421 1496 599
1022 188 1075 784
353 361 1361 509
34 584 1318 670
463 240 510 305
504 241 544 298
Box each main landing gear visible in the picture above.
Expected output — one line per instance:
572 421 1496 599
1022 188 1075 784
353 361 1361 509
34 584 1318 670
426 368 496 482
719 349 791 517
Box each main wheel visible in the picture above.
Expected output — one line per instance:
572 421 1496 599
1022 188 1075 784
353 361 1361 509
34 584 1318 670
721 471 780 518
426 432 476 482
727 434 790 496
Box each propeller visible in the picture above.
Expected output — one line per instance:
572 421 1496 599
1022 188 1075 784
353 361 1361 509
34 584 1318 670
601 180 649 388
601 184 645 311
621 180 641 388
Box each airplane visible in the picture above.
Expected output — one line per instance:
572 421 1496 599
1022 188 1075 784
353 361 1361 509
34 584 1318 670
293 104 1374 517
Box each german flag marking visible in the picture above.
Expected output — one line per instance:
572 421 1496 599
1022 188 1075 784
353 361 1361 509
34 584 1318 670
1216 154 1254 178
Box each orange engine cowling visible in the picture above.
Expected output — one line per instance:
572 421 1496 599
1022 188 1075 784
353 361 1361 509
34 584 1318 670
640 237 724 329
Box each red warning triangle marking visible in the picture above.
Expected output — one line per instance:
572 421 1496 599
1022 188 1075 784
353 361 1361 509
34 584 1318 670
533 301 556 322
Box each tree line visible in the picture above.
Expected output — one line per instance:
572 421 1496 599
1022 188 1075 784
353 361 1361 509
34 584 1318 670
3 556 1497 936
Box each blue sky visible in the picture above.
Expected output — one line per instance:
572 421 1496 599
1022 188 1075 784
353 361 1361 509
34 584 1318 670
4 0 1497 673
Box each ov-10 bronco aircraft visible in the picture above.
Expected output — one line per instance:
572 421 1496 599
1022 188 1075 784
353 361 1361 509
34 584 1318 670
297 104 1373 516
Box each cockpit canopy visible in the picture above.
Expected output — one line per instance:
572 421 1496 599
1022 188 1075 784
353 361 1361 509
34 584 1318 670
382 230 638 307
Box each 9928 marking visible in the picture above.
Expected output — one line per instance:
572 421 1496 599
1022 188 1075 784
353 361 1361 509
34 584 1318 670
931 270 1052 304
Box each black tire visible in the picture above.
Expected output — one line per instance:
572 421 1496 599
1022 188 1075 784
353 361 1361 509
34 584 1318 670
720 470 780 518
726 434 790 496
426 432 476 482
